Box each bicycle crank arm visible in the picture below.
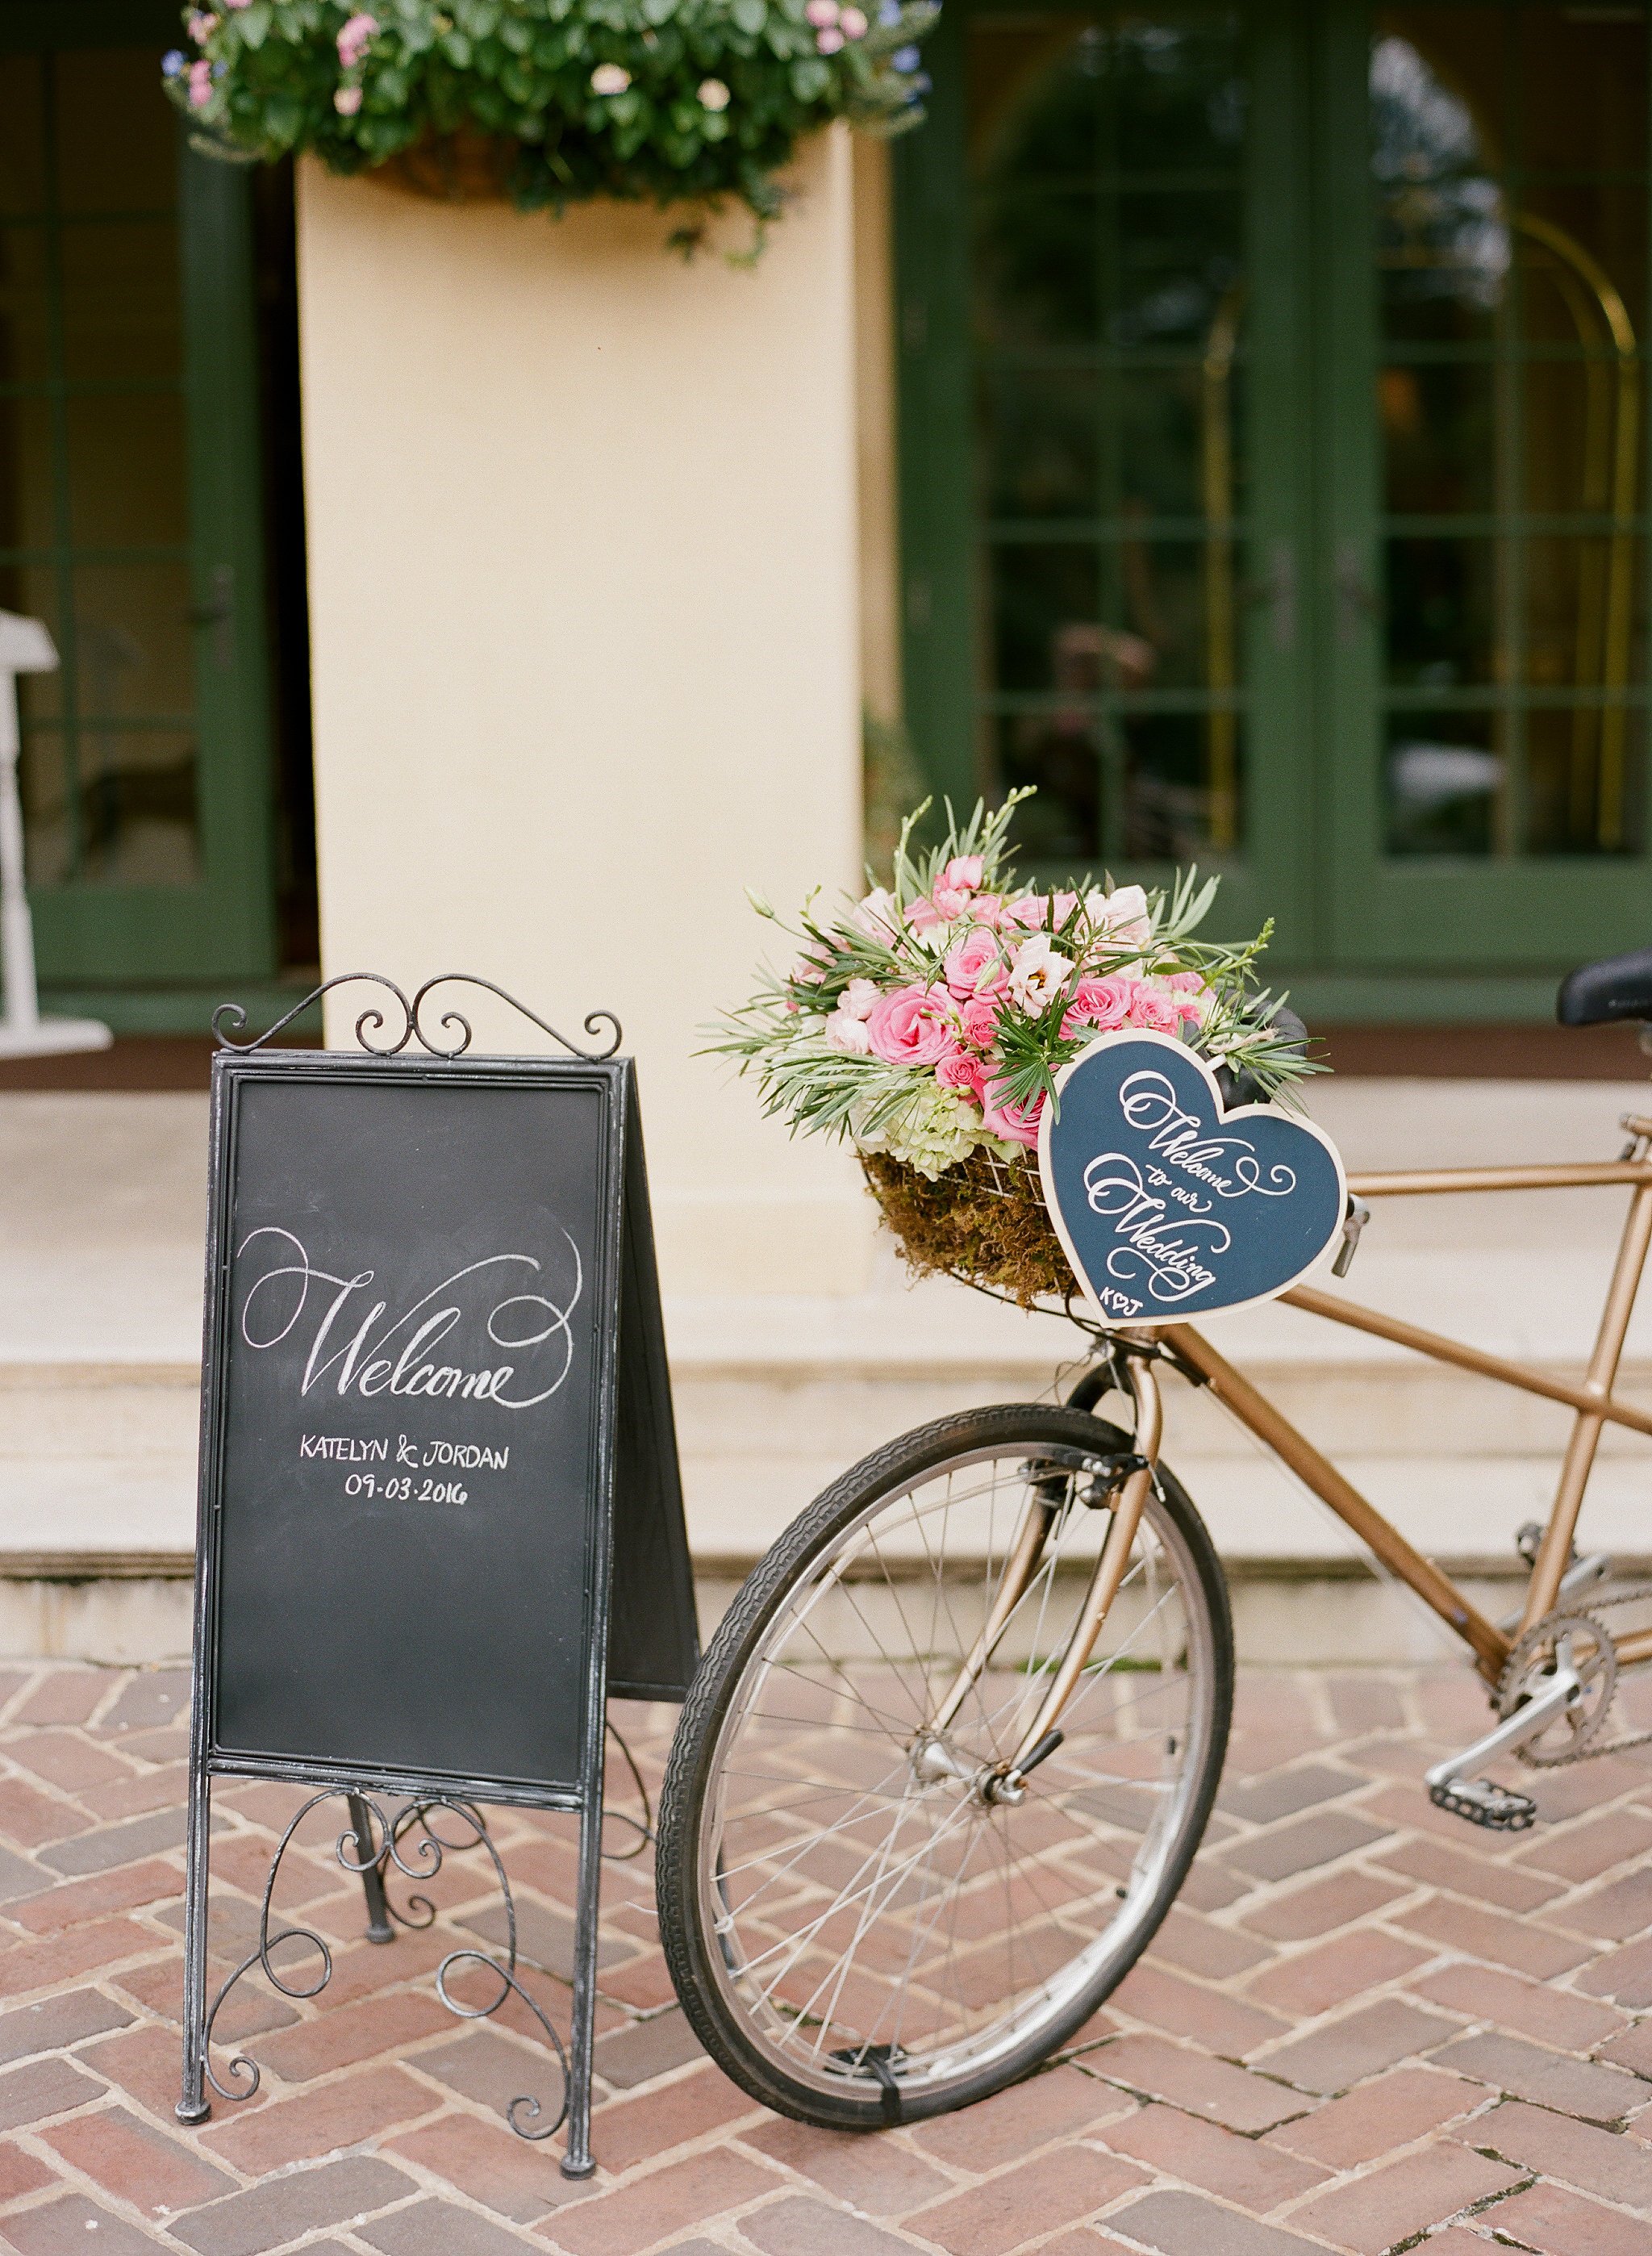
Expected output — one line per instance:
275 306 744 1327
995 1358 1164 1790
1422 1656 1583 1828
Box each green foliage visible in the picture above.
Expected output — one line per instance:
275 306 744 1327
165 0 938 229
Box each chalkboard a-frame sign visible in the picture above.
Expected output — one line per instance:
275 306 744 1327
176 976 698 2180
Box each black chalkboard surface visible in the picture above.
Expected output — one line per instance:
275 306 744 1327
198 1048 696 1797
180 1003 699 2178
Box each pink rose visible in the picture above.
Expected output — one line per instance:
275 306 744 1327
981 1079 1046 1147
865 984 955 1067
957 992 1004 1047
937 1049 987 1101
944 927 1005 1000
941 854 984 891
188 57 214 105
969 893 1009 927
1062 974 1135 1039
1126 983 1182 1034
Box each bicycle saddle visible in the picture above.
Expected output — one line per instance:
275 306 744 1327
1557 947 1652 1026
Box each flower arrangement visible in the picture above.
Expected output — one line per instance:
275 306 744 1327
715 792 1319 1301
164 0 937 237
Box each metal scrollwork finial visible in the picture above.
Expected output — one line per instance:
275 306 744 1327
410 975 623 1061
211 972 621 1061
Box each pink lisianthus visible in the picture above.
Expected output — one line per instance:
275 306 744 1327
981 1078 1046 1147
791 946 831 986
941 854 983 891
944 926 1005 1000
957 992 1004 1047
1062 973 1136 1040
1007 889 1079 934
1006 933 1072 1014
336 11 378 68
1126 982 1183 1034
1094 882 1153 947
837 976 878 1020
936 1048 987 1103
968 892 1009 928
866 983 957 1067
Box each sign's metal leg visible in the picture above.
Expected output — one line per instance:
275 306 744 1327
176 1765 213 2124
561 1791 603 2178
347 1792 395 1943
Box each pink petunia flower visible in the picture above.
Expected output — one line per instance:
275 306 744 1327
865 984 955 1067
981 1079 1046 1147
336 11 378 68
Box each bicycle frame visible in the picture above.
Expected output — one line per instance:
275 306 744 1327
989 1109 1652 1782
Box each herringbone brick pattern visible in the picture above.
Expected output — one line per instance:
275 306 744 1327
0 1661 1649 2254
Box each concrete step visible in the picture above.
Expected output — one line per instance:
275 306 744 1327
6 1076 1652 1661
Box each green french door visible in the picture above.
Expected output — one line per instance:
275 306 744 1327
897 0 1652 988
0 6 277 987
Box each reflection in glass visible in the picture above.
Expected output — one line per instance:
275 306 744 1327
970 8 1248 862
1373 10 1647 858
1386 713 1500 855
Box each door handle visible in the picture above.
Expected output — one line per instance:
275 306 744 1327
187 564 236 671
1334 541 1379 648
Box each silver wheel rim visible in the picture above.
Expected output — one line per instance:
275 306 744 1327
692 1435 1219 2112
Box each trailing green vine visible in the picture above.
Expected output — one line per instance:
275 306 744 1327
165 0 938 233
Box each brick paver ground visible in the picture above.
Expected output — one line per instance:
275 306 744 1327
0 1661 1649 2254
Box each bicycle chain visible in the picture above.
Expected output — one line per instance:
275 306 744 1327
1500 1585 1652 1767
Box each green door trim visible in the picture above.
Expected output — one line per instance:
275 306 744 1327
2 3 279 987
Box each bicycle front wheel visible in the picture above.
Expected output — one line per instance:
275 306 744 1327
656 1403 1233 2129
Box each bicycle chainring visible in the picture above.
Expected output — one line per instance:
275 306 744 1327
1498 1611 1618 1768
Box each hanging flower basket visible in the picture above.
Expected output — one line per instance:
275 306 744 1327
713 791 1321 1307
164 0 938 235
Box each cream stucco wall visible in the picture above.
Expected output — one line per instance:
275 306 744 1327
296 132 872 1298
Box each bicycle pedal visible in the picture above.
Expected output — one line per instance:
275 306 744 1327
1428 1775 1537 1831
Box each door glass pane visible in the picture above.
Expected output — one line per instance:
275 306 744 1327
0 49 200 891
1374 6 1649 859
970 7 1249 865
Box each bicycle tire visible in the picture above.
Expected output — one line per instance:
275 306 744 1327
656 1403 1233 2129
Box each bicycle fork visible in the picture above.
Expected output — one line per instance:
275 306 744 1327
915 1355 1163 1804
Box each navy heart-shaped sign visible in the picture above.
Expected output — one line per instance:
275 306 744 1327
1037 1031 1346 1326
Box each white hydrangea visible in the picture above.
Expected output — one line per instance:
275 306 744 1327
855 1083 982 1180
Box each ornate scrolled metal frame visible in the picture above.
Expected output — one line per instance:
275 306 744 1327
202 1791 569 2141
211 971 622 1063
